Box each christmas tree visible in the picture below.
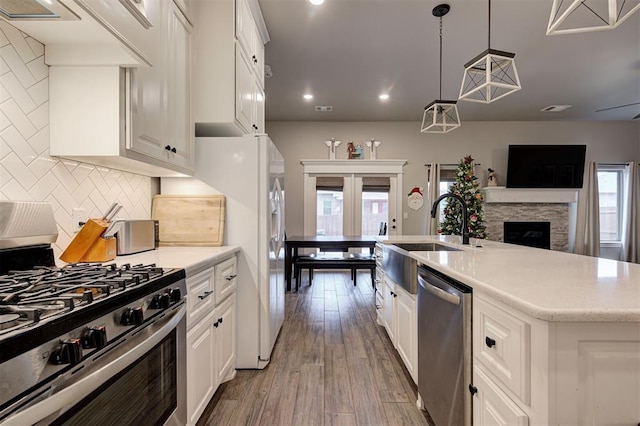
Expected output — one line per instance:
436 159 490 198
439 155 487 239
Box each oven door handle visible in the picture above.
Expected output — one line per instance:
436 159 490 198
3 305 186 426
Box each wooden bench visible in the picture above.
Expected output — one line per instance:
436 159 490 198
293 252 376 291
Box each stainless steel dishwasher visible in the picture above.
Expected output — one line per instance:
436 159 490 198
417 264 472 426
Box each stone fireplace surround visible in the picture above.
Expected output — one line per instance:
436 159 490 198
483 187 578 252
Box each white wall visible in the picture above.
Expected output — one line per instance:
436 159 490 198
0 23 157 261
266 120 640 236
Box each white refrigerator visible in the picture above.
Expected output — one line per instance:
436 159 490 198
195 134 285 369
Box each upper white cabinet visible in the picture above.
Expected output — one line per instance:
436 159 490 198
49 0 194 177
193 0 268 137
3 0 157 66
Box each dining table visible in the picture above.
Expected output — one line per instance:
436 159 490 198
284 235 377 291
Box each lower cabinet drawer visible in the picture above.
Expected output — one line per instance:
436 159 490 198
186 267 215 328
473 296 531 404
472 366 528 426
214 256 237 303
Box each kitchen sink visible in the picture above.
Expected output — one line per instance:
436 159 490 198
392 242 462 252
382 242 461 294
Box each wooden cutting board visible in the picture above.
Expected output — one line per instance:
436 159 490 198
152 195 225 246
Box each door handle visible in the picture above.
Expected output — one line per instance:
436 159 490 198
424 281 460 305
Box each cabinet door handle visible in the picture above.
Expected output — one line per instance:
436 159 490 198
225 274 237 281
468 384 478 396
213 321 219 328
171 147 177 153
485 336 496 348
164 145 171 151
198 291 213 300
218 317 223 324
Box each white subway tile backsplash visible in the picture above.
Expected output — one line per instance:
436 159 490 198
0 22 35 63
0 110 9 131
26 126 48 154
27 102 48 130
0 24 154 256
27 155 56 179
0 45 35 87
1 177 32 200
1 124 36 161
0 98 36 139
27 77 47 106
25 37 44 57
1 151 37 189
0 72 36 112
26 55 47 82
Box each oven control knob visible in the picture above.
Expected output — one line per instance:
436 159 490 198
150 293 171 309
120 307 144 326
51 338 82 365
82 326 107 349
168 288 182 302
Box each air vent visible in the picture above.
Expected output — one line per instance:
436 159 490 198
315 106 333 112
541 105 571 112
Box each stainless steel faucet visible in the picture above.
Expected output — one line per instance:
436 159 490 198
430 193 470 245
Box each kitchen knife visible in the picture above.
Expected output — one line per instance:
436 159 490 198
105 204 122 222
103 220 123 239
102 203 118 220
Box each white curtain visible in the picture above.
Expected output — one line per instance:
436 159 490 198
621 162 639 263
574 161 600 257
426 162 440 234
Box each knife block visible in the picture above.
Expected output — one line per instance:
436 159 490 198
60 219 116 263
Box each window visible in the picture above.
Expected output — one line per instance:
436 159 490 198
316 177 344 236
597 165 624 242
437 167 457 223
362 177 390 236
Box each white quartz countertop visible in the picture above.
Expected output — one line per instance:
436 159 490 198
379 236 640 322
114 246 240 276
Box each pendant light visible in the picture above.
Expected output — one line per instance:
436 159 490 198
421 4 461 134
547 0 640 35
458 0 520 103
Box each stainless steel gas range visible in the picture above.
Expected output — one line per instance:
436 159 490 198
0 201 187 425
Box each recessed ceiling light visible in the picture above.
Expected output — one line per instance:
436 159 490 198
379 94 390 101
309 0 324 5
303 93 313 101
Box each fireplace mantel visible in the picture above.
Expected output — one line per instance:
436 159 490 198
483 186 578 204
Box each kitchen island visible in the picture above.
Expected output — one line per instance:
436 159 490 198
377 235 640 425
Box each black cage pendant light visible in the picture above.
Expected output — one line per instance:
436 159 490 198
458 0 520 103
421 4 461 134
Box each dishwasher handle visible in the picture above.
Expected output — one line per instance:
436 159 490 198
418 275 461 306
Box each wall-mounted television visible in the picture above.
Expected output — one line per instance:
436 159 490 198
506 145 586 188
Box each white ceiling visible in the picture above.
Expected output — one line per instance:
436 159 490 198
258 0 640 122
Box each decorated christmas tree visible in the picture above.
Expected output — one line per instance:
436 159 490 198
439 155 487 239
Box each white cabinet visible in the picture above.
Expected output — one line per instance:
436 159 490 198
129 1 194 171
382 279 396 343
49 1 194 177
193 0 267 137
473 366 529 426
214 295 236 384
381 276 417 384
395 287 417 384
471 292 640 425
185 254 238 426
186 312 216 426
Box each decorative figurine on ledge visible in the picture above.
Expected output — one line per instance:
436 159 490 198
324 137 342 159
354 144 364 159
347 142 356 159
365 139 382 159
487 168 498 187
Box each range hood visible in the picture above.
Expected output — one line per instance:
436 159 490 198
0 0 79 20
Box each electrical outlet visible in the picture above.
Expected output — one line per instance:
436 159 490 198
72 208 86 231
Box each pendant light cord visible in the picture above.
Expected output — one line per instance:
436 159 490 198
488 0 491 48
439 16 443 100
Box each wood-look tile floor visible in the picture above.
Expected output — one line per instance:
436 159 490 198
197 271 431 426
